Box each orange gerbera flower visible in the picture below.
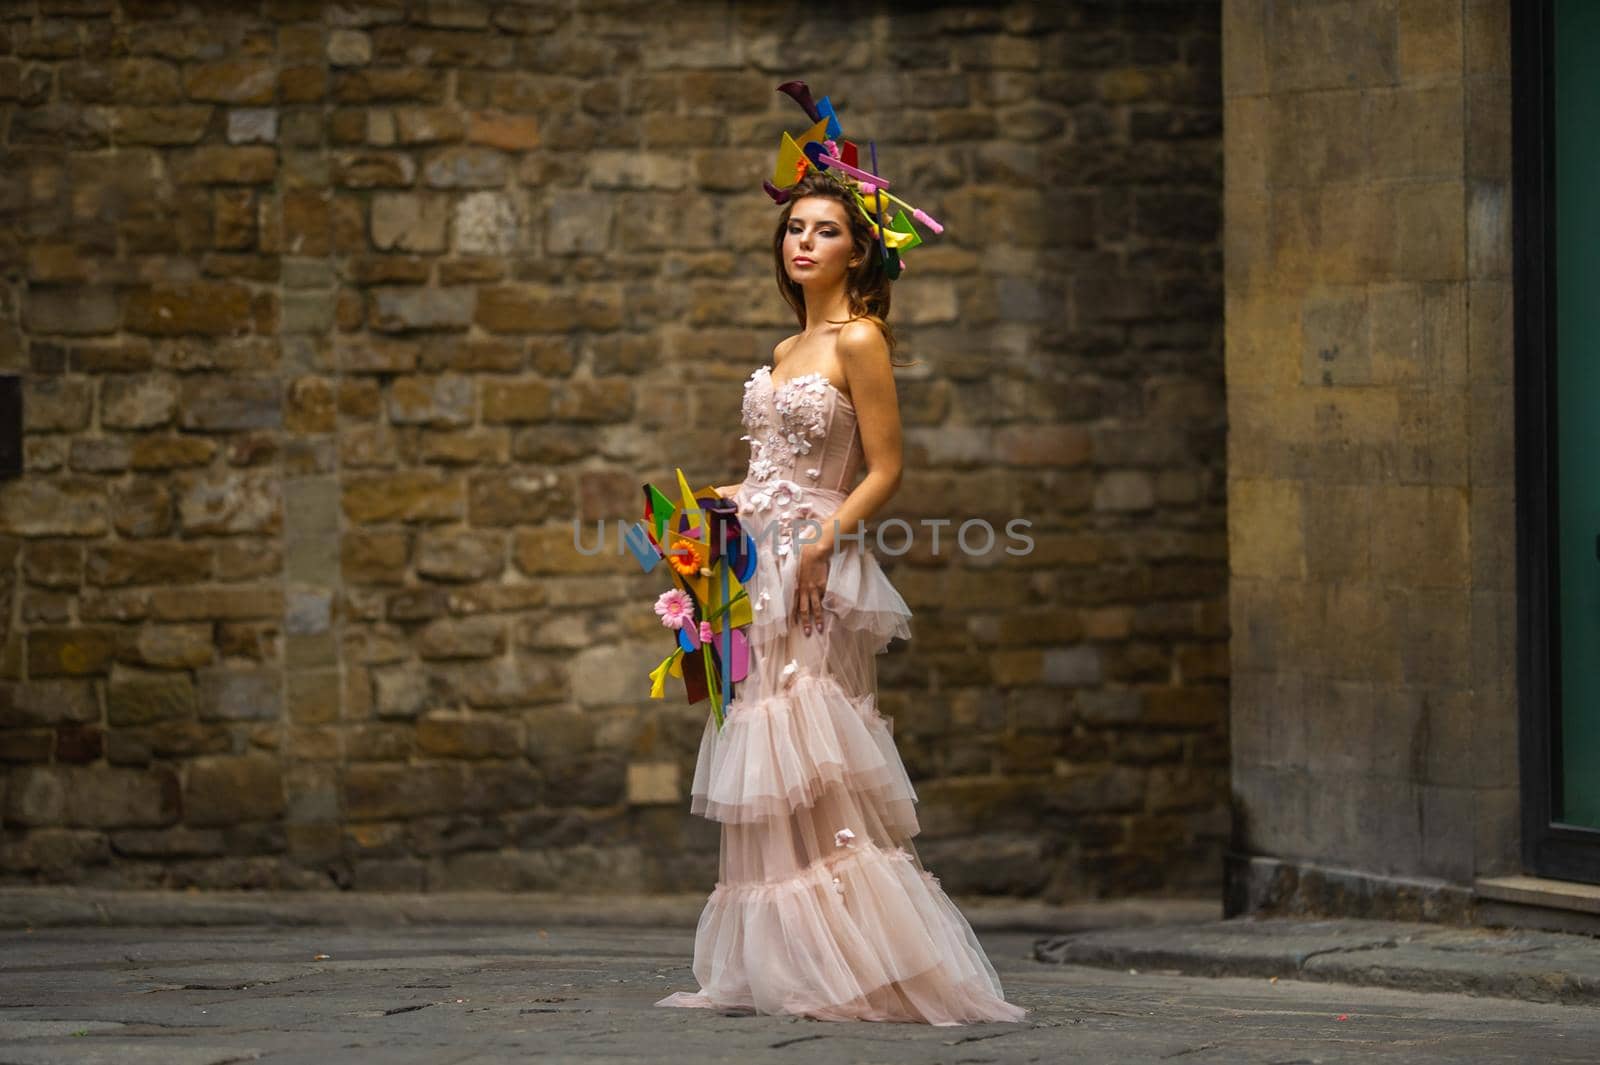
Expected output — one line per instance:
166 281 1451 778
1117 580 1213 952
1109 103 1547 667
667 536 705 577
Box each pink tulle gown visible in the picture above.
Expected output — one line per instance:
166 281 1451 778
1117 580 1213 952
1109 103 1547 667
655 365 1028 1026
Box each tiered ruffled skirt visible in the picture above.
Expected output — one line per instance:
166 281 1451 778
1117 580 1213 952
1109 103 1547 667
655 488 1028 1026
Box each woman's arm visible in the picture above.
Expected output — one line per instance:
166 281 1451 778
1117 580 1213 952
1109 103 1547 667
791 320 902 635
811 319 902 552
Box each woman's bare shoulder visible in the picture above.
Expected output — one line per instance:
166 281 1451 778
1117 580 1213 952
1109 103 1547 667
837 318 889 361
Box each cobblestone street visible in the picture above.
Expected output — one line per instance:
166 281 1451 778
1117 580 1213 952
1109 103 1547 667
3 923 1599 1064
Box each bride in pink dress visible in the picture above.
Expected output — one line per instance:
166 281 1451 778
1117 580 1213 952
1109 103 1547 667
654 156 1028 1026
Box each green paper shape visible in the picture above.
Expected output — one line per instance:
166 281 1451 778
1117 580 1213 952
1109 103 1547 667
889 209 923 251
647 482 675 542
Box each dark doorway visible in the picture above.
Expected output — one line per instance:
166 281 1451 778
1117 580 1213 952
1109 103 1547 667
1514 0 1600 884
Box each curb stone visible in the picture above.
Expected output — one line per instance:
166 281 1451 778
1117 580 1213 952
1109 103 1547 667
1034 917 1600 1006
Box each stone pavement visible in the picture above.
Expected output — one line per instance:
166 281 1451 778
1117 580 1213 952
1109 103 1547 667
3 922 1600 1064
7 891 1600 1062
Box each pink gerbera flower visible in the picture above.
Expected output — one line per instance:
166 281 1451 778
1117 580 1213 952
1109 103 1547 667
654 589 694 630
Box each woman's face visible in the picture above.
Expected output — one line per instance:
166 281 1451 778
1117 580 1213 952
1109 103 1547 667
782 196 854 286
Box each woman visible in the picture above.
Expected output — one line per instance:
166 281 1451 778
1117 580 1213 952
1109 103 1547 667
653 149 1028 1026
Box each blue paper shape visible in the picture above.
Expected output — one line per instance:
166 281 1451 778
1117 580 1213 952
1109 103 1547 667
677 623 699 654
729 530 757 582
816 95 842 139
624 522 662 573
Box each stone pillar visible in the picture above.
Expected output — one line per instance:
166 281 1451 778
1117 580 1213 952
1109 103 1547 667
1223 0 1516 911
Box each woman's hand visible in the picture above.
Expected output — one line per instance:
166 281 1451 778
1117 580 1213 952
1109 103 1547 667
792 540 830 637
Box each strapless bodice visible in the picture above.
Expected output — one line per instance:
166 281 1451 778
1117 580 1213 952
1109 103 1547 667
739 365 862 501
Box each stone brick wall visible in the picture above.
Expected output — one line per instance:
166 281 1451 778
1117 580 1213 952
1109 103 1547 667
1224 0 1517 899
0 0 1226 898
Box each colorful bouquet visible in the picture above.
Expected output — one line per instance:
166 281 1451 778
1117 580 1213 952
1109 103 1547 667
623 469 757 729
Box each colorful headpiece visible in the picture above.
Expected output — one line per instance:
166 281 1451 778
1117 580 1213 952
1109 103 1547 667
762 80 945 281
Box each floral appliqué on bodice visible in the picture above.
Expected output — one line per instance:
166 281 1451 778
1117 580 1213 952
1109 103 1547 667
739 366 836 559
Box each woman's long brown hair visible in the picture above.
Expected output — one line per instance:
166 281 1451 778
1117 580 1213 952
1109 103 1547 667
771 172 915 367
